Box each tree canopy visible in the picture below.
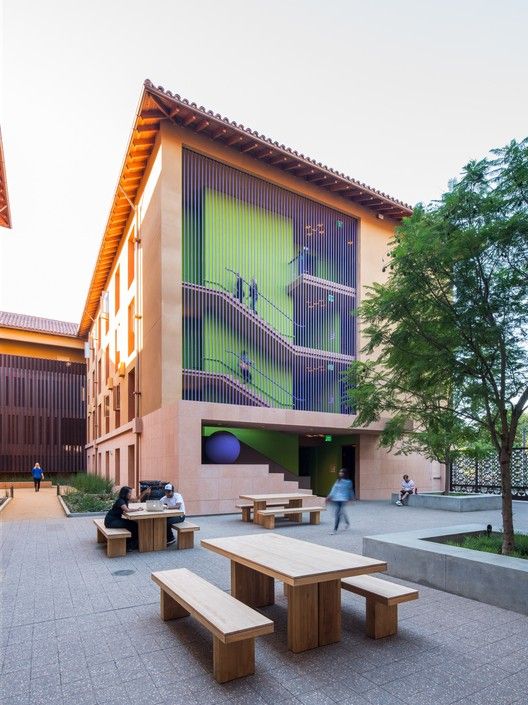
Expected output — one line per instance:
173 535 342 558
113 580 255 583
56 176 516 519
347 137 528 553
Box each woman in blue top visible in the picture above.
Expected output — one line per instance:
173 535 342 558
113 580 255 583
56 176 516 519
31 462 44 492
327 468 354 534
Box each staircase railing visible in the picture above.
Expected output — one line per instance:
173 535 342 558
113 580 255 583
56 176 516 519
225 268 304 329
226 351 304 405
202 357 288 408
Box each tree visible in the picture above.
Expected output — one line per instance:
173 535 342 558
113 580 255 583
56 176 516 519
347 138 528 554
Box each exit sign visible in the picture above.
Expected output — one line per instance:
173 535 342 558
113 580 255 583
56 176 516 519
324 435 332 442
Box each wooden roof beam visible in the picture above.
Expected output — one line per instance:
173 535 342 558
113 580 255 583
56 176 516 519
136 123 159 133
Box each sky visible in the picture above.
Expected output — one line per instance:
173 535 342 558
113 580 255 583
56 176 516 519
1 0 527 324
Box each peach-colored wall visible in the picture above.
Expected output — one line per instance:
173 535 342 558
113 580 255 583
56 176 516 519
357 434 444 500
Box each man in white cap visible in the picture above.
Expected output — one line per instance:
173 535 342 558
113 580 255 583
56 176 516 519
161 483 186 545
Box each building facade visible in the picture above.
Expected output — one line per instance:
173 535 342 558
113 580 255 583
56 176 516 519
0 312 86 473
80 81 443 514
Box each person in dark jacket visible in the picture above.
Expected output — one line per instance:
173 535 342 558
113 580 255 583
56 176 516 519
104 486 141 551
249 277 258 312
235 274 245 303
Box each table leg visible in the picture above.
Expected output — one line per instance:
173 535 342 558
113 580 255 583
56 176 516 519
318 580 341 646
231 561 274 607
287 498 302 523
253 501 267 525
152 517 167 551
287 583 318 652
138 519 154 552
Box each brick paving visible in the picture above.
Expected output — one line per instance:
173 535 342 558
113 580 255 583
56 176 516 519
1 500 528 705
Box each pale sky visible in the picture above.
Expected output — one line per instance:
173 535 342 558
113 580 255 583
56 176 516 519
1 0 527 324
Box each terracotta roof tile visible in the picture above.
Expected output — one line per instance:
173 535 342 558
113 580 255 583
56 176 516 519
0 311 79 337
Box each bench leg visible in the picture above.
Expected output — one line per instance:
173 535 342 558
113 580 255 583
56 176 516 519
366 599 398 639
231 561 274 607
177 530 194 550
253 501 266 525
318 580 341 646
96 528 106 544
107 537 126 558
287 499 302 522
310 511 320 525
288 583 318 653
261 514 275 530
160 589 189 621
241 507 251 522
213 636 255 683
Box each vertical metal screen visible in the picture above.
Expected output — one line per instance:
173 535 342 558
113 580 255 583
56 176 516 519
182 149 357 412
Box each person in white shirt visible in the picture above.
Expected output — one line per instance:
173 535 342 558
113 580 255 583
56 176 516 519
396 475 416 506
161 483 186 545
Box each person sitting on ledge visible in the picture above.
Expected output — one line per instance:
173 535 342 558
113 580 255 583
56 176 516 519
161 483 186 546
396 474 416 506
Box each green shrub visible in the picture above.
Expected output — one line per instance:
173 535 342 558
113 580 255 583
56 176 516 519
62 493 115 513
69 473 114 494
447 533 528 559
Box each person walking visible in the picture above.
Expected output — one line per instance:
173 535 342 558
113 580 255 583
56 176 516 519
235 273 245 304
31 462 44 492
239 350 252 384
249 277 258 312
104 486 141 551
327 468 354 534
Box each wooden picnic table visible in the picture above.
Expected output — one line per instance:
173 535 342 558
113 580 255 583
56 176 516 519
201 533 387 653
239 492 312 525
123 503 184 552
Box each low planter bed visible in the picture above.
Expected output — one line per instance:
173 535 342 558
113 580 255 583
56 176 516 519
59 492 114 517
363 524 528 615
390 491 502 511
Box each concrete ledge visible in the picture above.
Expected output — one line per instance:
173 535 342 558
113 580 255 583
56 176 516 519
0 497 12 514
390 492 502 511
58 495 106 518
364 524 528 615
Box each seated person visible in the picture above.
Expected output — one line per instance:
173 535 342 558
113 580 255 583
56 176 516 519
104 486 142 551
396 475 416 506
161 483 186 545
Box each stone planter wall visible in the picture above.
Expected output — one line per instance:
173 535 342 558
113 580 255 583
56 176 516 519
390 492 502 511
364 524 528 615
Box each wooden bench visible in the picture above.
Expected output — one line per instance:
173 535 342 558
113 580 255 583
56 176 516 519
94 518 131 558
256 505 325 529
235 501 285 522
173 520 199 549
341 574 419 639
151 568 274 683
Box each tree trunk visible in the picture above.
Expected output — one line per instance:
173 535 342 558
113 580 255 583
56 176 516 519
500 446 514 555
443 452 451 495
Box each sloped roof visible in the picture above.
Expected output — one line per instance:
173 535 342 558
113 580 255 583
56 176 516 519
79 79 413 335
0 128 11 229
0 310 79 337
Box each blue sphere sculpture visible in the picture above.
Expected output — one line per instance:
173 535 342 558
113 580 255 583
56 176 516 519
205 431 241 464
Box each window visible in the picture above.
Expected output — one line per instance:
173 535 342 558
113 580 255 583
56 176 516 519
115 329 120 367
115 448 121 485
128 235 135 288
104 395 110 434
115 266 121 314
104 346 109 383
113 384 121 428
128 299 135 355
128 368 135 422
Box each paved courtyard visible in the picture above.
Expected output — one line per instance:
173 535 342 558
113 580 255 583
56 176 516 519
1 499 528 705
